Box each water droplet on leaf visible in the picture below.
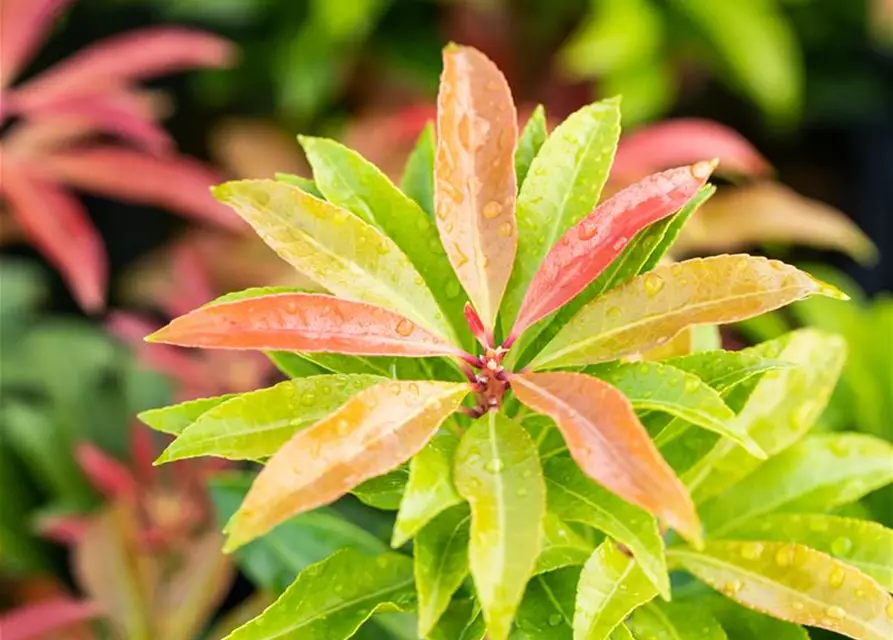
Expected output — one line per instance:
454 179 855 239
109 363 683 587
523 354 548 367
395 318 415 337
643 273 665 296
831 537 853 557
547 614 563 627
483 201 502 219
740 542 764 560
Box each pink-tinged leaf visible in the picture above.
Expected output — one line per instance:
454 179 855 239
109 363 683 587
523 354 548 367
224 380 469 550
434 44 518 330
160 244 217 316
75 443 138 502
9 28 235 110
1 160 107 311
510 372 702 545
510 162 717 340
37 515 91 545
611 119 772 185
40 147 243 231
0 598 100 640
129 424 157 483
146 293 467 359
464 301 490 348
0 0 76 89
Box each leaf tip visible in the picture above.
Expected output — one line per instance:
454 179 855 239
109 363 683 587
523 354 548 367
815 280 850 301
143 327 168 343
691 158 720 180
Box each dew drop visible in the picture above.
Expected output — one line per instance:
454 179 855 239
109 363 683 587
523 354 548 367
376 241 391 255
483 201 503 219
395 318 415 337
775 545 795 567
446 281 462 299
485 458 504 473
336 419 351 435
825 606 845 620
547 614 563 627
691 158 718 180
643 272 665 297
792 601 805 611
301 392 318 406
740 542 764 560
612 236 629 251
607 306 622 320
498 221 514 237
721 580 742 595
684 377 701 393
828 566 846 589
831 537 853 557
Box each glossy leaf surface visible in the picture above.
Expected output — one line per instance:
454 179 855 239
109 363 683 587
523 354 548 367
669 541 893 640
454 412 545 640
629 600 727 640
224 381 468 550
512 162 716 339
502 99 621 332
148 293 463 358
157 375 382 462
401 123 436 218
224 549 415 640
535 512 598 576
212 179 454 339
512 372 700 544
515 104 547 187
574 542 659 640
705 595 810 640
138 394 235 436
516 566 580 639
434 44 517 329
532 256 845 370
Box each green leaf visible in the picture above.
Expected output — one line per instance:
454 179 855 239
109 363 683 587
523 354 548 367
300 137 468 347
703 594 809 640
701 433 893 536
668 541 893 640
392 430 463 547
204 286 312 307
401 123 435 218
267 351 329 379
628 600 727 640
727 514 893 590
574 542 659 640
502 98 622 333
525 414 568 461
535 513 597 575
275 173 323 198
352 466 409 510
515 105 547 188
586 361 761 456
212 179 456 341
516 566 580 639
454 412 546 640
138 394 236 436
428 598 486 640
223 549 415 639
682 328 847 502
157 375 383 463
414 504 471 637
543 457 669 599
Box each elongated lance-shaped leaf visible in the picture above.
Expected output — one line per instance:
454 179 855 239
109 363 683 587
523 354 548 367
301 136 470 347
704 594 810 640
531 256 847 370
701 433 893 536
729 514 893 590
414 504 471 637
392 430 463 547
147 293 465 359
454 412 546 640
515 105 547 187
535 512 597 575
138 394 235 436
509 162 716 341
544 457 669 598
156 375 382 463
435 44 518 330
669 541 893 640
428 598 486 640
212 179 455 340
586 361 762 457
274 172 322 197
401 123 436 218
223 380 468 551
223 549 415 640
501 98 621 335
629 600 728 640
511 372 701 545
574 542 659 640
516 566 580 639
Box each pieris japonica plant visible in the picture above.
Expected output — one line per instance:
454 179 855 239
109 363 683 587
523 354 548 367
138 45 893 640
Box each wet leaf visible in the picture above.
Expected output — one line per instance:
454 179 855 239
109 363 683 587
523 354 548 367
728 514 893 590
574 542 659 640
301 136 469 346
700 433 893 536
531 256 846 370
414 504 471 637
138 394 236 436
516 566 580 639
274 173 322 197
515 105 547 187
704 594 810 640
428 598 485 640
392 430 463 547
224 381 468 550
352 466 409 511
535 512 597 575
502 99 621 334
669 541 893 640
156 375 382 463
223 549 415 640
511 372 700 545
147 293 464 358
629 600 727 640
401 123 435 218
435 44 518 329
454 412 546 640
212 179 454 340
511 163 716 339
544 457 669 598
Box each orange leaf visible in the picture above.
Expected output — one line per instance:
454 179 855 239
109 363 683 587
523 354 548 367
434 44 518 329
510 372 701 545
147 293 466 359
224 380 469 550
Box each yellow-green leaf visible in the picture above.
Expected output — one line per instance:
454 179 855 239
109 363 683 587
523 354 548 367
138 394 236 436
516 105 547 187
535 512 598 576
628 600 728 640
516 566 580 639
401 123 435 218
454 412 546 640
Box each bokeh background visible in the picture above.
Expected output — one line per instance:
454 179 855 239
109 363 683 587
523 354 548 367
1 0 891 638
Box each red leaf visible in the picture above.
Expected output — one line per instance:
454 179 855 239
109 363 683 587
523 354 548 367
75 443 138 502
509 162 717 341
1 160 107 311
0 598 100 640
611 119 772 185
464 301 490 348
147 293 468 359
0 0 76 89
40 146 244 231
9 27 235 111
37 515 91 545
510 371 701 545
